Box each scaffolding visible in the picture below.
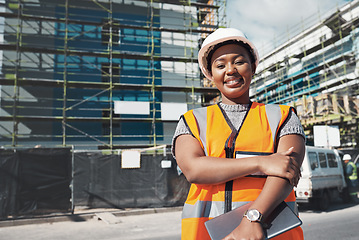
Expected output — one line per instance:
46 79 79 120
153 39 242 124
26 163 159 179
0 0 226 149
250 0 359 148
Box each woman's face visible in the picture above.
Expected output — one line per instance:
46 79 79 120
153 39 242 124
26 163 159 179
210 43 255 105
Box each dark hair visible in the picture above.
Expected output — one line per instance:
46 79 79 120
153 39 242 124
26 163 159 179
206 40 255 73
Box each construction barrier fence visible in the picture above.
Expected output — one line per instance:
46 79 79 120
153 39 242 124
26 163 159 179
0 147 189 219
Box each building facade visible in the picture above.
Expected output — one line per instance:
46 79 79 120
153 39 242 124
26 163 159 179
251 0 359 148
0 0 225 149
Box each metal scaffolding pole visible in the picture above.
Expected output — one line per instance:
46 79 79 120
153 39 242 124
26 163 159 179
11 1 22 146
62 0 69 146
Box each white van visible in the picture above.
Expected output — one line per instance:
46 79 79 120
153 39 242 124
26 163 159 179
295 146 347 210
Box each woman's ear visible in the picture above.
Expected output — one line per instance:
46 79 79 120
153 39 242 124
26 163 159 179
251 63 256 75
208 70 214 81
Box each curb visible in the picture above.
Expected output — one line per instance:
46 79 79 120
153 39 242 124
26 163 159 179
0 206 183 228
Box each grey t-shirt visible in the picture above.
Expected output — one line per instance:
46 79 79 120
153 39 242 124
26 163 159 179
172 103 305 157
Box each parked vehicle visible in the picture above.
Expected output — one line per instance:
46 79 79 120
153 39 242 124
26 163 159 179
295 146 347 211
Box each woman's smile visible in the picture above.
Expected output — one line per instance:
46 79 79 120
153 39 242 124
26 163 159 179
224 77 244 87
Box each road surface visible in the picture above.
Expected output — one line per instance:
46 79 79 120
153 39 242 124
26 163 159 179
1 202 359 240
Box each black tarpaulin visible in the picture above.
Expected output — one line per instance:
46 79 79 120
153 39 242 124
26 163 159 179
1 148 190 219
0 148 72 219
73 152 189 208
0 149 19 218
17 148 72 214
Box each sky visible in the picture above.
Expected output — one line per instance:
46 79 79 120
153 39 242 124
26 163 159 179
226 0 352 57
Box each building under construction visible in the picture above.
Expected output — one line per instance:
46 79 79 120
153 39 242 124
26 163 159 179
2 0 359 151
2 0 359 218
251 0 359 149
0 0 225 150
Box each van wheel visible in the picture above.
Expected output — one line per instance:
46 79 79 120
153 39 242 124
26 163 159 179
317 191 330 211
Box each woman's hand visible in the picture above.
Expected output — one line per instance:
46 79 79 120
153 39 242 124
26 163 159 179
259 147 301 186
222 218 264 240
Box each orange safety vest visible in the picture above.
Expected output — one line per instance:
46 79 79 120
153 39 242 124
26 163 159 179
180 102 303 240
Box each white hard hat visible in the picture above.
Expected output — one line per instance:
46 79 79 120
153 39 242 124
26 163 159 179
198 28 259 80
343 154 352 161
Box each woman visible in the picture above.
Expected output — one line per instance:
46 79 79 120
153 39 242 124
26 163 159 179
172 28 305 240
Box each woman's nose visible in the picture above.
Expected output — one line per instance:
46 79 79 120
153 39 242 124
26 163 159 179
226 64 237 74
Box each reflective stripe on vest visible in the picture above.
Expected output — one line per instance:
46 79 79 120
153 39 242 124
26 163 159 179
182 199 298 219
348 161 358 180
266 104 282 144
192 107 208 156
